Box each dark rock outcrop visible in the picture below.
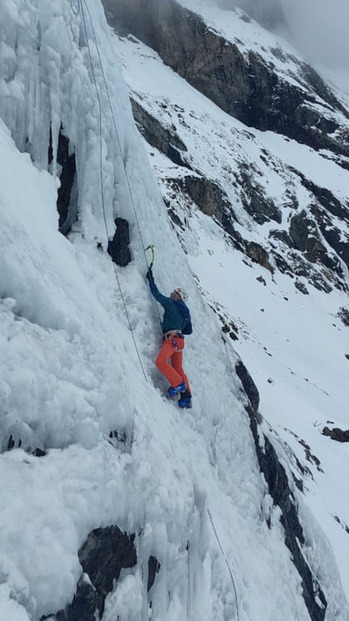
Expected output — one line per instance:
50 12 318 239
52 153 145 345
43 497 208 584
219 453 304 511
103 0 349 295
295 280 309 295
289 210 314 252
235 358 260 413
338 307 349 326
49 125 78 236
180 175 233 220
56 577 103 621
320 225 349 273
322 427 349 443
210 301 239 341
148 555 161 591
289 210 338 271
166 175 244 250
131 98 191 169
269 229 295 249
78 526 137 593
300 177 349 224
5 431 46 458
248 414 327 620
238 162 282 224
103 0 349 157
55 526 137 621
107 217 132 266
44 526 160 621
245 241 274 272
235 359 327 620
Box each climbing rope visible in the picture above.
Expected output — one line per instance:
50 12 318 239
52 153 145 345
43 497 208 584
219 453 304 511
207 508 240 621
80 0 164 328
79 0 148 380
80 0 150 269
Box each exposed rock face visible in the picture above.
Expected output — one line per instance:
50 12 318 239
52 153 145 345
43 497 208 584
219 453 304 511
245 241 273 272
78 526 137 593
238 162 282 224
180 175 232 220
147 555 161 591
253 428 327 620
53 526 137 621
45 526 160 621
289 210 314 252
238 370 328 621
234 358 328 620
209 300 240 340
131 98 191 169
235 358 260 413
3 420 46 456
289 210 338 270
300 176 349 224
104 0 349 294
287 203 348 288
163 167 346 290
294 280 309 295
165 175 244 250
164 173 283 274
49 126 78 236
338 307 349 326
107 217 132 266
103 0 349 157
322 427 349 443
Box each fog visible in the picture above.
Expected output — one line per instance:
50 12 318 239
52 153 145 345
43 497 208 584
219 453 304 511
218 0 349 92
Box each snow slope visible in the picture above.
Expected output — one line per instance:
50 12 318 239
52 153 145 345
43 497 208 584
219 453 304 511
111 12 349 609
0 113 332 621
0 0 348 620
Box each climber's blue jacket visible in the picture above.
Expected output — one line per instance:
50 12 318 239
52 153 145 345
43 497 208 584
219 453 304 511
149 280 192 335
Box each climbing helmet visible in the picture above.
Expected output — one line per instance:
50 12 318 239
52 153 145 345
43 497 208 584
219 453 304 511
174 287 188 302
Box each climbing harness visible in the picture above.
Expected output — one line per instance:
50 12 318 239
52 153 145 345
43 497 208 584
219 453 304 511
163 330 184 351
163 330 184 340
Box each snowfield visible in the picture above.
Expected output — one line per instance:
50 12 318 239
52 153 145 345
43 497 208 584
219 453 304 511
0 0 348 619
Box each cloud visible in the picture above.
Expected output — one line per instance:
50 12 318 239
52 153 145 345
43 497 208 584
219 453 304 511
218 0 287 31
282 0 349 69
217 0 349 90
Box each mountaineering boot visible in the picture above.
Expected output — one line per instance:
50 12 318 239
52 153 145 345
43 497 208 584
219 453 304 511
167 382 186 398
178 389 192 409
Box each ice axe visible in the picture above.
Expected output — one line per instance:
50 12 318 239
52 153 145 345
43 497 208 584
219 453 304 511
145 244 155 270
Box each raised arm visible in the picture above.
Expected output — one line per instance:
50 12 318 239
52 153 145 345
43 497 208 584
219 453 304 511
146 268 171 309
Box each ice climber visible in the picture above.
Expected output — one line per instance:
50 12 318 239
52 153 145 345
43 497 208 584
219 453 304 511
146 267 193 408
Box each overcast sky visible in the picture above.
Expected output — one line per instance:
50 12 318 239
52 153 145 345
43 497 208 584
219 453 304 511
218 0 349 92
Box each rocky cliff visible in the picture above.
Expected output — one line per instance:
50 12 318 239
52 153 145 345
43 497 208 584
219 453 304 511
103 0 349 297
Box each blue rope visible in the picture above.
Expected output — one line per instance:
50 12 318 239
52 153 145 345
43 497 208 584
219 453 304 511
207 508 240 621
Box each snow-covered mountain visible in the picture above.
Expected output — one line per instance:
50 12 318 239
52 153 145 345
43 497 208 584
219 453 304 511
0 0 348 620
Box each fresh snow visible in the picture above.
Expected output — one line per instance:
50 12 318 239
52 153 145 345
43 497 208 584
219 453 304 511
0 0 348 620
112 10 349 614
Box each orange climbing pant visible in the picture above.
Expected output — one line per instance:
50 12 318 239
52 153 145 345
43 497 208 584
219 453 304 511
156 332 191 394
